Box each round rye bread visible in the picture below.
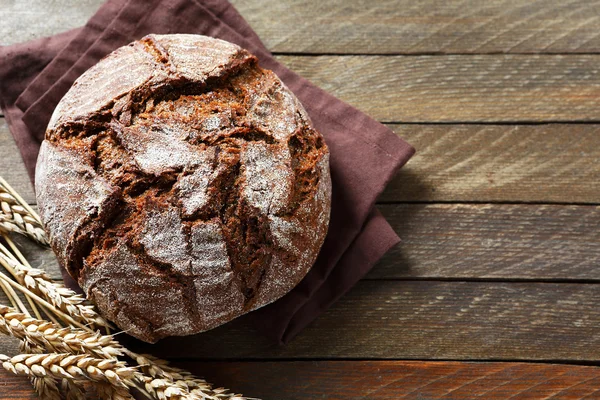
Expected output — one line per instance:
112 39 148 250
35 34 331 343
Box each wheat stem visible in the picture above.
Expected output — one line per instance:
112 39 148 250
0 248 111 331
0 177 41 225
0 280 19 311
0 238 60 322
0 177 47 245
0 271 90 331
0 238 43 320
0 270 30 317
2 235 30 266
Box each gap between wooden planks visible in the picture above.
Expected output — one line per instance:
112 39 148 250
3 0 600 54
9 203 600 283
116 280 600 362
277 54 600 123
2 59 600 125
1 246 600 362
3 120 600 205
182 361 600 399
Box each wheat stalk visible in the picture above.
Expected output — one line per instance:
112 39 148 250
0 306 121 359
0 246 112 332
0 270 92 331
0 177 48 246
0 303 245 400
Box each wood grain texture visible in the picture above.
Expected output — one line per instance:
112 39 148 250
277 54 600 122
7 204 600 283
3 0 600 55
0 120 35 204
3 361 600 400
5 203 600 283
185 361 600 400
128 281 600 361
4 121 600 205
7 235 600 362
374 204 600 281
383 124 600 203
0 369 36 399
0 0 102 46
232 0 600 54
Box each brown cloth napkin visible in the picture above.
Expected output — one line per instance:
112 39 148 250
0 0 414 344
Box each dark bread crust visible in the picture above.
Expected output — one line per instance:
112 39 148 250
35 34 331 343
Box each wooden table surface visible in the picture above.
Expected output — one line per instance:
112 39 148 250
2 0 600 398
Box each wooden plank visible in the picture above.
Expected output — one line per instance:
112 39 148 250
0 0 102 46
3 0 600 55
9 235 58 280
132 281 600 361
382 124 600 203
276 54 600 122
4 121 600 205
4 204 600 283
184 361 600 400
0 120 35 205
3 361 600 400
2 216 600 361
0 369 36 399
232 0 600 55
373 204 600 281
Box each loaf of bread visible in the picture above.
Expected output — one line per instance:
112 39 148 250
35 34 331 343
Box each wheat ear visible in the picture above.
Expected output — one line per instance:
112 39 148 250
0 177 48 246
28 364 63 400
0 305 242 400
0 353 135 396
0 305 121 359
0 249 112 331
94 382 135 400
21 339 86 400
129 351 246 400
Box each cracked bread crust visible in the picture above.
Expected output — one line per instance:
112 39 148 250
35 34 331 343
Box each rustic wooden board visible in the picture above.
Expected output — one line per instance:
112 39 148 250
383 124 600 203
277 54 600 122
185 361 600 400
374 204 600 281
122 281 600 361
6 56 600 124
2 0 599 398
0 0 102 46
3 0 600 55
0 370 36 399
3 361 600 399
2 265 599 361
4 121 600 205
7 203 600 283
0 120 35 204
233 0 600 55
